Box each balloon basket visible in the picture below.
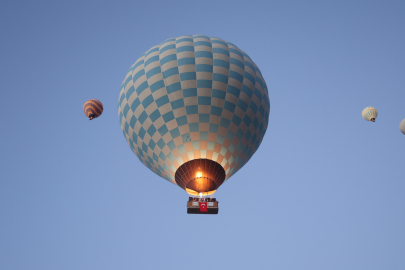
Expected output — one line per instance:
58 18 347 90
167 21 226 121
187 198 218 214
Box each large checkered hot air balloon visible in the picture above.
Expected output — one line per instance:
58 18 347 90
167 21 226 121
118 35 270 200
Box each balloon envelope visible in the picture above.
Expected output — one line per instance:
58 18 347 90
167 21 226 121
400 119 405 135
118 35 270 195
83 99 103 120
362 107 378 122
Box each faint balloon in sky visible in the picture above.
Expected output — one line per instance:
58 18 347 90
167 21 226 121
400 119 405 135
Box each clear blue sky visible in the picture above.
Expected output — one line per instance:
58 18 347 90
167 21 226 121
1 0 405 269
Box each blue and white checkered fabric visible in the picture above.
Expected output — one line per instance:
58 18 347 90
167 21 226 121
118 35 270 185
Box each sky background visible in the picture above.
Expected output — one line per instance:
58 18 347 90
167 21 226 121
1 0 405 269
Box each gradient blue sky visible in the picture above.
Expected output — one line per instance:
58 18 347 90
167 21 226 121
1 0 405 269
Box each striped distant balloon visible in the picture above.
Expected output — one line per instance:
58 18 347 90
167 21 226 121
362 107 378 122
400 119 405 135
83 99 103 120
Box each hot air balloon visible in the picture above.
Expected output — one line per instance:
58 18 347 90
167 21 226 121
118 35 270 213
362 107 378 122
83 99 103 120
400 119 405 135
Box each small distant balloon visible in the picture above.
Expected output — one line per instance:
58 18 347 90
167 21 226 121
400 119 405 135
83 99 103 120
362 107 378 122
